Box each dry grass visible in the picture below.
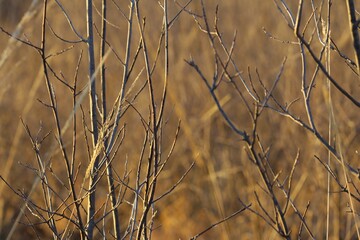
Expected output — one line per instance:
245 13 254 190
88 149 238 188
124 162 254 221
0 0 359 239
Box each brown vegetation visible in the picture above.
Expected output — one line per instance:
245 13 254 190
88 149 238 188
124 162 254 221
0 0 359 239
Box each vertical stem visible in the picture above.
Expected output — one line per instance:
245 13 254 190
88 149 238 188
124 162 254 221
134 1 159 238
100 4 106 124
105 1 134 155
346 0 360 74
324 3 331 239
325 22 331 240
40 0 86 238
86 1 98 145
156 0 168 127
86 0 99 238
100 0 121 238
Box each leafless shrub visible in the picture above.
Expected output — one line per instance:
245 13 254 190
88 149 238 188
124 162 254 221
0 0 359 239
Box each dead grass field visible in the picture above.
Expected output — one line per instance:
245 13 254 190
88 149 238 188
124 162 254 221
0 0 359 239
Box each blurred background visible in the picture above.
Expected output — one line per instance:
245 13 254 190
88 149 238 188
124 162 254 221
0 0 359 239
